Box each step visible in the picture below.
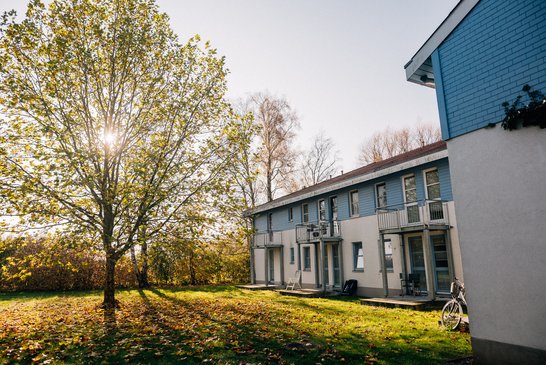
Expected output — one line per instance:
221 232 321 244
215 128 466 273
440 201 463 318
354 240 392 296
360 297 429 310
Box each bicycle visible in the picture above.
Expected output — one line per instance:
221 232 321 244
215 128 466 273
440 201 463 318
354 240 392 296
441 278 467 330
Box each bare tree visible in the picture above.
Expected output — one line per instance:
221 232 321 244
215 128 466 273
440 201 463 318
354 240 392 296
414 123 442 147
300 132 339 186
358 124 441 165
247 92 299 202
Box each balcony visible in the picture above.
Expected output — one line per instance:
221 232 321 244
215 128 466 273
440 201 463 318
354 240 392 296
296 220 342 243
253 230 283 248
377 200 450 232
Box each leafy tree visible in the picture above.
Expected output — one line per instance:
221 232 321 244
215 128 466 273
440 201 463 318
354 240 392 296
0 0 247 307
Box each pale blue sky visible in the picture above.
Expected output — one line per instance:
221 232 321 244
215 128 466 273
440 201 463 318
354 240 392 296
1 0 458 170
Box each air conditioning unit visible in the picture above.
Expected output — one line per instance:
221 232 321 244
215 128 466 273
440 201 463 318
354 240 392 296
312 231 320 238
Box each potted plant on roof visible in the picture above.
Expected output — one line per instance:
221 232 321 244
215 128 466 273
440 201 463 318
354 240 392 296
501 84 546 130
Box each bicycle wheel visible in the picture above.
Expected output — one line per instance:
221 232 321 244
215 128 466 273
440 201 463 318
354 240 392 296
441 300 462 330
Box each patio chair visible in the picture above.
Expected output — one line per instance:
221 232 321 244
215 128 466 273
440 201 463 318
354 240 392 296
408 273 421 296
286 270 302 290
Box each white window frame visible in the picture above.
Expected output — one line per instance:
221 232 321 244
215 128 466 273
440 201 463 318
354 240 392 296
303 246 311 271
288 207 293 222
349 190 359 217
302 203 309 223
375 182 387 210
384 239 393 272
402 174 420 224
423 168 441 201
353 242 364 271
318 199 326 222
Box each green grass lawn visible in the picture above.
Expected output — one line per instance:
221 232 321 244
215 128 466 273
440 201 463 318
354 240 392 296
0 286 471 364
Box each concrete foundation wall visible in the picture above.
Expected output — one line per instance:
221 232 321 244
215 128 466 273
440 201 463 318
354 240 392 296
447 126 546 352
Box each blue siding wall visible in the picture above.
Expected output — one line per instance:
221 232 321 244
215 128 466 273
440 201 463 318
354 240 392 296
254 158 452 231
434 0 546 138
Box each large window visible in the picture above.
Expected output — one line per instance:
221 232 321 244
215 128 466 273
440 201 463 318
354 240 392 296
425 169 441 200
303 247 311 270
302 204 309 223
353 242 364 271
318 199 326 221
403 175 419 223
425 169 444 220
349 190 359 216
384 239 393 272
376 183 387 209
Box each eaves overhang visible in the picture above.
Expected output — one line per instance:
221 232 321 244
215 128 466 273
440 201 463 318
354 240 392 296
247 149 449 216
404 0 480 88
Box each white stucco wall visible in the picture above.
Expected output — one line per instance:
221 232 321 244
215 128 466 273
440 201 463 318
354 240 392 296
447 126 546 351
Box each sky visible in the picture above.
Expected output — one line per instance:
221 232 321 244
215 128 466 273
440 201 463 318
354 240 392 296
0 0 459 171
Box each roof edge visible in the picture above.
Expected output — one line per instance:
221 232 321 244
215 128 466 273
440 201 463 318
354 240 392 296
248 148 448 216
404 0 480 85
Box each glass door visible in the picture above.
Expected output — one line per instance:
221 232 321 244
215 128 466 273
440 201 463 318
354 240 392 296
408 235 427 289
431 234 450 293
332 245 341 287
268 249 274 283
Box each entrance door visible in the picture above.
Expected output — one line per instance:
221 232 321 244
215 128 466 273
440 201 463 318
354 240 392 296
332 245 341 287
268 249 274 283
431 234 450 293
323 247 329 286
408 235 427 290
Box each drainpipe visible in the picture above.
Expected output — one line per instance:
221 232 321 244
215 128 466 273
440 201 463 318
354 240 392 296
422 228 435 300
379 234 389 297
338 241 344 289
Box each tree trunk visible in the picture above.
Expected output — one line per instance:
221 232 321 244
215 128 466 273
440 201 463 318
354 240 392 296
139 239 149 288
103 254 118 308
189 249 196 285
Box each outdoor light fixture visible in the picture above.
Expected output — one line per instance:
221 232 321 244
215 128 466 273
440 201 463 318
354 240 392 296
420 74 435 86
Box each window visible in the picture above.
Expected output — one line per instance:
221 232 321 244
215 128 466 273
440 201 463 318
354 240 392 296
303 247 311 270
302 204 309 223
318 199 326 221
288 207 293 222
425 169 441 200
425 169 443 220
349 190 359 216
384 239 393 272
267 213 273 241
403 176 417 203
403 175 419 223
353 242 364 271
289 246 295 264
376 183 387 209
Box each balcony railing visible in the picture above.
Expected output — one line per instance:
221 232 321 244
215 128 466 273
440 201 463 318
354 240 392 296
253 230 283 248
296 220 342 243
377 200 450 231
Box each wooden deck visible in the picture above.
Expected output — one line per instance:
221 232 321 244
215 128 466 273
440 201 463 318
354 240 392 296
236 284 282 291
360 297 431 310
279 289 336 298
